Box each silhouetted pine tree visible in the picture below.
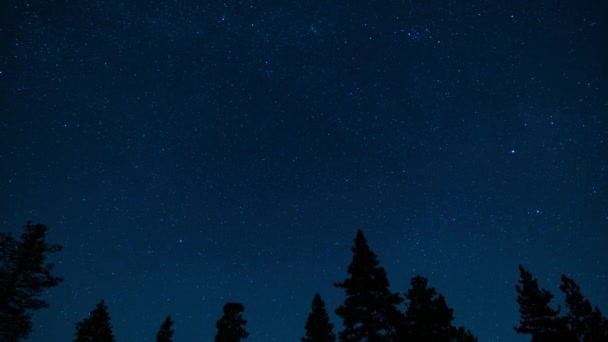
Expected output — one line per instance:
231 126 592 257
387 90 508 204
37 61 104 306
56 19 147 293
560 275 608 341
400 275 478 342
74 300 115 342
157 315 174 342
514 265 571 342
0 222 63 342
302 293 336 342
215 302 249 342
334 230 403 341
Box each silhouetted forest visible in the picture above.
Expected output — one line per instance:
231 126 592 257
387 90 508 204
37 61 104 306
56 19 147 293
1 223 607 341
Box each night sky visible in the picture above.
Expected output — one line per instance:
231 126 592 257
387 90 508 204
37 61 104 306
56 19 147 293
1 1 607 341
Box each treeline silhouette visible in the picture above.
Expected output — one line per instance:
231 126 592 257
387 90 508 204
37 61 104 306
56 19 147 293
1 223 607 341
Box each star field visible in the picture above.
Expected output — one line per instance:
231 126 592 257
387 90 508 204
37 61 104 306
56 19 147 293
1 1 607 341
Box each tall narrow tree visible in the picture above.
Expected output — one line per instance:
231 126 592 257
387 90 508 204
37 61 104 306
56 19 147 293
157 315 174 342
215 302 249 342
334 230 403 341
559 275 608 341
302 293 336 342
0 222 63 342
514 265 570 342
401 275 477 341
74 300 115 342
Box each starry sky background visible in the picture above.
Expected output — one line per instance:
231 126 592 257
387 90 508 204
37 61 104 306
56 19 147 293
1 1 607 341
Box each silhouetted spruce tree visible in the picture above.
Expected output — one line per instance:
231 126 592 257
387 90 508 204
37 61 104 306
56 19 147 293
157 315 174 342
514 265 571 342
400 275 478 342
302 293 336 342
334 230 403 341
559 275 608 341
215 302 249 342
74 300 115 342
0 222 63 342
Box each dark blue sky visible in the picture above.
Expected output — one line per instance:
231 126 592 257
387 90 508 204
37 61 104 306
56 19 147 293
1 1 607 341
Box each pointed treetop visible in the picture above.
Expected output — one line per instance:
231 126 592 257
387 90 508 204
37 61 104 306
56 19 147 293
352 229 372 254
335 229 403 341
74 300 115 342
157 315 174 342
302 293 335 342
343 229 382 285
